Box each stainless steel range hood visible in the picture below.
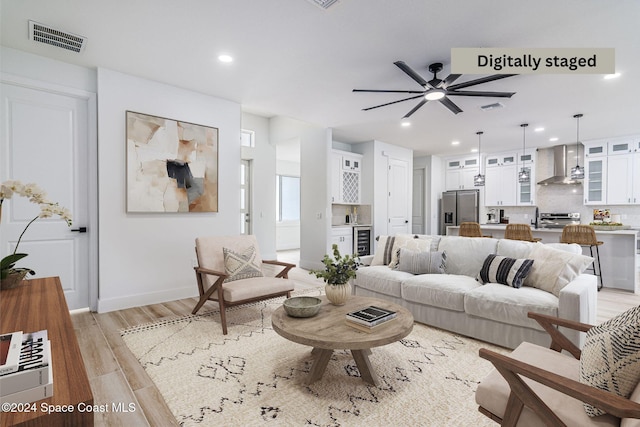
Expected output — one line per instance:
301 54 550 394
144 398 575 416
537 145 584 185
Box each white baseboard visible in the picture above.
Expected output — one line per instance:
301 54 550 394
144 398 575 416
97 286 197 313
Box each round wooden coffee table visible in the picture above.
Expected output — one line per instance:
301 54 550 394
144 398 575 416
271 295 413 386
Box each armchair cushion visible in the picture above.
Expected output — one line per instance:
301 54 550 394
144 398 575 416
223 245 264 283
476 341 619 427
580 306 640 417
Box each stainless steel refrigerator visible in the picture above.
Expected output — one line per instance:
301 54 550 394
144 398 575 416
440 190 479 234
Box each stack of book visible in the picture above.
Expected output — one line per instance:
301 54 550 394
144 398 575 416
346 306 397 333
0 330 53 404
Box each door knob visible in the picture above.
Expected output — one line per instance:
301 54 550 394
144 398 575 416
71 227 87 233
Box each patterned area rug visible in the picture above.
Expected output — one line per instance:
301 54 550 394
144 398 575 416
122 292 508 426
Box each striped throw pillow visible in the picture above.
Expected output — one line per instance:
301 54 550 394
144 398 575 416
477 254 534 288
371 236 396 266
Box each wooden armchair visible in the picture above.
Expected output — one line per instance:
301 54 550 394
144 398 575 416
192 235 295 334
476 312 640 426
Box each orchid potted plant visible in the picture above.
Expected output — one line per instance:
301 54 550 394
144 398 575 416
0 180 72 289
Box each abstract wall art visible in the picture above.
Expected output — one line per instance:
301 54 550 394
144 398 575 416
126 111 219 213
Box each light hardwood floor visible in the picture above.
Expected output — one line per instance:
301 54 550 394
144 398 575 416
71 262 640 426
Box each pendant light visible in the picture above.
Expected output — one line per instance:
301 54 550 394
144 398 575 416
474 131 485 186
518 123 530 183
570 113 585 180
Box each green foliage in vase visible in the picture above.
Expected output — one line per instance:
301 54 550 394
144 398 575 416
309 244 360 285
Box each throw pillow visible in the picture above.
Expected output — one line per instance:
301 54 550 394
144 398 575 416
395 248 446 275
370 235 396 266
223 245 264 282
524 243 593 296
580 305 640 417
388 235 431 268
477 254 534 288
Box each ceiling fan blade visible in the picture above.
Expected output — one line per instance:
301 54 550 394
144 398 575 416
446 74 517 91
353 89 425 94
362 94 424 111
440 74 462 88
403 99 428 118
394 61 428 88
439 97 463 114
446 90 516 98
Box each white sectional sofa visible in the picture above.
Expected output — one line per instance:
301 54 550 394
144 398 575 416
353 235 598 349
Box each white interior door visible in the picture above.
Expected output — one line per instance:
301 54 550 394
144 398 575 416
240 159 251 234
1 81 94 310
388 158 409 234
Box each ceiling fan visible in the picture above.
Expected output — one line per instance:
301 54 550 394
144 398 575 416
353 61 517 118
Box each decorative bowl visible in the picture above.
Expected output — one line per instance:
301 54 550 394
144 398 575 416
283 296 322 318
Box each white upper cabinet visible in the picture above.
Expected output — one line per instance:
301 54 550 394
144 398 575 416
331 150 362 204
484 151 518 206
445 155 479 190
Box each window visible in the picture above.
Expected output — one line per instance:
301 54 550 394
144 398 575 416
241 129 255 147
276 175 300 221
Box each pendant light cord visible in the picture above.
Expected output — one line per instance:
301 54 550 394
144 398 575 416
574 114 582 167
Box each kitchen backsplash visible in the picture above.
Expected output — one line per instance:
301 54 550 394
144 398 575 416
331 204 372 226
492 184 640 228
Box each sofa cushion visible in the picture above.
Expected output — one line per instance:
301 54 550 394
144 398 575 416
476 341 619 427
389 235 432 268
496 239 535 259
395 248 446 275
464 284 558 329
524 243 594 296
352 265 413 298
580 305 640 417
438 236 499 277
478 254 534 288
402 274 480 312
371 235 396 266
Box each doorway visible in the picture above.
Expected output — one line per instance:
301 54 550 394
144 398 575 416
240 159 252 235
0 79 97 310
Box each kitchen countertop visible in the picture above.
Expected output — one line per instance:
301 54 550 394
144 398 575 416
476 224 639 236
332 223 372 228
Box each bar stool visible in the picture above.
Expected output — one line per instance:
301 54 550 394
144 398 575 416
459 222 492 238
504 223 542 242
560 224 603 290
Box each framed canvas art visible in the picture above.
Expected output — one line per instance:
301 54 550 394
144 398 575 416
126 111 219 212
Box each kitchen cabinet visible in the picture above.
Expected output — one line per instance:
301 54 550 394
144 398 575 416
485 164 517 206
516 149 536 206
584 138 640 205
445 155 479 190
484 152 517 206
331 150 362 204
331 226 352 256
584 157 607 204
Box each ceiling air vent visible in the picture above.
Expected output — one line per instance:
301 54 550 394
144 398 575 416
28 20 86 53
480 102 505 111
306 0 340 9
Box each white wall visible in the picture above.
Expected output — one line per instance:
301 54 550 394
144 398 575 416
275 157 301 251
97 68 242 312
270 117 330 270
241 112 277 259
414 155 445 235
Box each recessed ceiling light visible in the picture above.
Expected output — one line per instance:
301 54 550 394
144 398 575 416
451 140 460 145
534 127 544 132
549 137 559 142
471 148 478 153
604 73 620 80
401 121 411 127
218 54 233 63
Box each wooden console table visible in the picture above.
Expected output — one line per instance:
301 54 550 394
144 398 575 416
0 277 93 426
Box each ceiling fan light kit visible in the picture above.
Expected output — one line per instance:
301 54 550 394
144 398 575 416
354 60 516 118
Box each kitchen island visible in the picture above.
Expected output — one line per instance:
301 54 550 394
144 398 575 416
447 225 639 293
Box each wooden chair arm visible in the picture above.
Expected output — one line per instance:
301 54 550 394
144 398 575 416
527 312 593 359
194 266 228 279
480 348 640 420
262 260 295 278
